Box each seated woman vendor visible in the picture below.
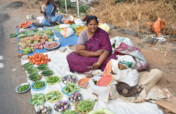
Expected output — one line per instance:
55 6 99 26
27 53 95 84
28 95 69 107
41 0 63 26
67 15 117 73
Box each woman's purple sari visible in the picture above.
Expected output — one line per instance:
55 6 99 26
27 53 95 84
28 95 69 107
67 28 117 73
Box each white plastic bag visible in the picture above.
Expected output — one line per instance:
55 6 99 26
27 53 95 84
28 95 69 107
111 59 139 86
88 79 110 103
110 37 134 49
60 27 74 38
117 55 136 68
115 43 149 71
59 24 71 28
74 18 84 26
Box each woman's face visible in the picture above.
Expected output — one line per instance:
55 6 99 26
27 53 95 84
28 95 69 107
87 19 98 33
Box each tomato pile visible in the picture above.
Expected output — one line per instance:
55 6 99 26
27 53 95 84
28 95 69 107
28 53 51 65
19 21 32 28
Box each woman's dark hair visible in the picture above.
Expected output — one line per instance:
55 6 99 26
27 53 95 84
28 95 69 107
85 15 98 25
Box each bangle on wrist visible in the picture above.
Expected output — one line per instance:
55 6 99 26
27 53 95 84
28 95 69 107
96 62 100 66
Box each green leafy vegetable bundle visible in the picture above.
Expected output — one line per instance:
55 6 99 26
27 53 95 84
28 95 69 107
45 91 62 101
46 76 60 85
63 83 80 94
41 69 53 77
30 94 45 106
18 84 30 92
76 100 96 113
28 73 41 81
37 64 48 71
32 81 45 89
63 110 77 114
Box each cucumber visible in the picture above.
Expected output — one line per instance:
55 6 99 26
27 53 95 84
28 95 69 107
37 64 48 71
41 70 53 77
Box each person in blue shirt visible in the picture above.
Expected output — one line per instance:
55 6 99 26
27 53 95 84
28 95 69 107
41 0 63 26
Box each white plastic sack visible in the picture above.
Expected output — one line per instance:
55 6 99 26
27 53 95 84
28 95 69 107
60 27 74 38
111 59 139 86
88 79 110 103
117 55 136 68
110 37 134 49
74 18 84 26
115 43 149 71
37 16 44 23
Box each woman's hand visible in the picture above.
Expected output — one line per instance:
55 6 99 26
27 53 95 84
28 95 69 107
91 62 101 70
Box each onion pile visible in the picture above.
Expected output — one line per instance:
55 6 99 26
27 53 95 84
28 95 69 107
69 92 81 103
36 105 51 114
54 101 70 112
44 42 59 49
62 75 77 84
32 41 46 49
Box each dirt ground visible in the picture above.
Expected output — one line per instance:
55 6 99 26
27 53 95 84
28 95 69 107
89 0 176 36
0 0 175 113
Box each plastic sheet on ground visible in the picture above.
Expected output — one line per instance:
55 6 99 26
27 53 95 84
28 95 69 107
21 48 163 114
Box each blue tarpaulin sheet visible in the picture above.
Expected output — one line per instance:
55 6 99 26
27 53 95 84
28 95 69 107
18 28 78 56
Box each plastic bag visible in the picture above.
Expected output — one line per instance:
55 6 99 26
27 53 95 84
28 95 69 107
60 27 74 38
37 16 44 23
111 59 139 86
74 18 85 26
147 18 165 36
115 43 149 71
110 37 134 49
59 24 70 28
117 55 136 68
88 79 110 103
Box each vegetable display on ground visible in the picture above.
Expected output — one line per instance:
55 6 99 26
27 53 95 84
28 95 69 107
54 101 70 112
41 69 53 77
44 41 59 50
30 94 45 106
37 64 48 71
23 62 33 69
75 100 96 113
28 53 51 65
18 84 30 92
69 92 82 103
63 110 77 114
28 73 41 81
45 90 62 102
46 76 60 85
26 67 37 75
32 81 45 89
36 105 51 114
63 83 80 95
18 21 32 28
62 75 77 84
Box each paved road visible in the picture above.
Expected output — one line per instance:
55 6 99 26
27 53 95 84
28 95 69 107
0 1 35 114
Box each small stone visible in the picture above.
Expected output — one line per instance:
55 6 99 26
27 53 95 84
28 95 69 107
17 53 23 58
171 47 176 51
143 38 157 45
12 69 16 71
107 24 116 29
0 63 4 68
